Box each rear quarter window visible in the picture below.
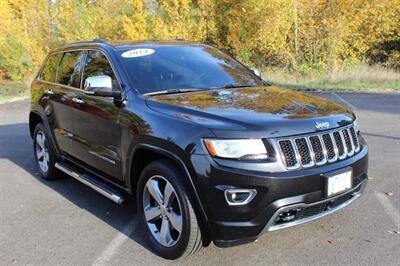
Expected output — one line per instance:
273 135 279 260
40 53 62 82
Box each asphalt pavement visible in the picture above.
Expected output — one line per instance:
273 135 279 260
0 92 399 265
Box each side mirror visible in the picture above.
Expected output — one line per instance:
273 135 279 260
84 75 121 98
250 67 261 78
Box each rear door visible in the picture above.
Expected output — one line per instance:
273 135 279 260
70 50 123 180
40 50 86 156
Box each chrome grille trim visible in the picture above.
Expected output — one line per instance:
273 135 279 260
339 130 348 158
294 138 314 168
290 139 302 169
350 127 360 152
305 137 316 165
278 139 300 170
329 132 339 161
275 125 361 170
318 135 328 165
323 133 338 163
347 128 356 156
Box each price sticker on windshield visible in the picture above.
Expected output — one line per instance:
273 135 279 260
121 48 155 58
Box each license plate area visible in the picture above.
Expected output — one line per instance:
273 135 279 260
324 168 352 197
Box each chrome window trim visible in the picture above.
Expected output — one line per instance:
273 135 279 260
37 48 123 94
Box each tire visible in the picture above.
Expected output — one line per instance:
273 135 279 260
33 123 58 180
137 159 203 259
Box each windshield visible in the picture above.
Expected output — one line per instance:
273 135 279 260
119 44 263 94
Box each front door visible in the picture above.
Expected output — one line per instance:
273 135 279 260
70 50 123 180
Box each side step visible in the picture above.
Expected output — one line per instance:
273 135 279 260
55 162 125 204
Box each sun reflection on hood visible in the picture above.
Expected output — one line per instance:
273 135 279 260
148 86 352 119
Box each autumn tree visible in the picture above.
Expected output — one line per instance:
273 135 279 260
0 0 399 80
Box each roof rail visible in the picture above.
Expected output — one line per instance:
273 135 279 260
67 39 108 45
92 38 108 43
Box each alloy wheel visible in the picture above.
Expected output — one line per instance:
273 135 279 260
142 175 183 247
35 131 49 173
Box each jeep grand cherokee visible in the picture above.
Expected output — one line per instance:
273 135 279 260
30 39 368 259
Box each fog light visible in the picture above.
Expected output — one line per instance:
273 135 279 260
224 189 257 206
275 210 298 224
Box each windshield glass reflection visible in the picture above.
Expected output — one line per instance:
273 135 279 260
120 44 263 94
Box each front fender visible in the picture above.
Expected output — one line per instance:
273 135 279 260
126 142 212 244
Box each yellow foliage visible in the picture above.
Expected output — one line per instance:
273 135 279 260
0 0 399 80
122 0 149 40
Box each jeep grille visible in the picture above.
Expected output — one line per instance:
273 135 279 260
277 125 361 170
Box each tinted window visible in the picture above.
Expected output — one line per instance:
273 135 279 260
82 50 119 91
119 45 263 94
41 53 62 82
57 51 86 88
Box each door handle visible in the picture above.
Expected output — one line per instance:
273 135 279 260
72 97 84 104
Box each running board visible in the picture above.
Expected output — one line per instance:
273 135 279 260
55 162 125 204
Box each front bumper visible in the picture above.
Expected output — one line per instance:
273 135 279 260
190 145 368 247
263 179 366 232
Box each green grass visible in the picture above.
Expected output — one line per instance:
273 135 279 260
263 64 400 92
0 80 30 103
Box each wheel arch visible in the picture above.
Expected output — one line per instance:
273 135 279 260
128 143 212 245
29 110 61 158
29 111 42 138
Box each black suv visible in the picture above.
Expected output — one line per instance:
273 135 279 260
30 39 368 259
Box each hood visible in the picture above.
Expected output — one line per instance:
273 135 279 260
145 86 354 138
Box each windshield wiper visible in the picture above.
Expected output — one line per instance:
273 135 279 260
144 88 202 96
209 84 256 90
144 84 256 96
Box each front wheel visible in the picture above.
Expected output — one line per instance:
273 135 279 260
137 159 203 259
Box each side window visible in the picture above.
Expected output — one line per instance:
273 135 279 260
82 50 120 91
57 51 86 88
41 53 62 82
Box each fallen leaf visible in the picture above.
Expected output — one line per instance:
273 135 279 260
327 240 336 244
385 191 394 196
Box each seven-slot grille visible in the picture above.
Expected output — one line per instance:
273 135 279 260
277 125 360 170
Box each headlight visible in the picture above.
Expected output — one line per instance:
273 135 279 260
203 139 267 160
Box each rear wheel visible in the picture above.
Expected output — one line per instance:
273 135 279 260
33 123 58 180
137 159 203 259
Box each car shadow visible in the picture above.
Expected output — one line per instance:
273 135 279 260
0 122 153 254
